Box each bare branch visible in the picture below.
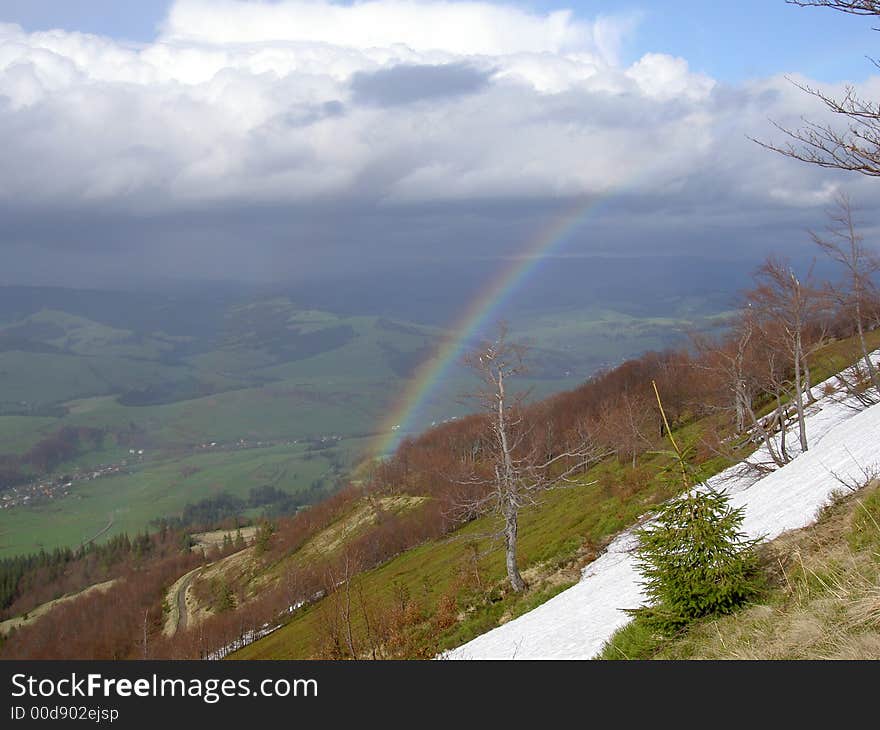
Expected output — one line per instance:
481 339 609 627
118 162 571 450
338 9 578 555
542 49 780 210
756 4 880 174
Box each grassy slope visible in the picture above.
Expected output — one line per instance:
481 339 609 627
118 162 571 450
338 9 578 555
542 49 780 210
232 452 724 659
233 330 880 660
0 579 118 636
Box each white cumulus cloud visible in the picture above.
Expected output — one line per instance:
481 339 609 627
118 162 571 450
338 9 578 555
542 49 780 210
0 0 865 227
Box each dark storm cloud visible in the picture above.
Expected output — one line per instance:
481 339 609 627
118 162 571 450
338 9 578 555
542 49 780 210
350 63 493 107
1 16 878 292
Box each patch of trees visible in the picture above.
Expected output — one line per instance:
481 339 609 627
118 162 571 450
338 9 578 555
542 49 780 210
152 487 309 533
5 425 107 476
27 426 105 472
0 455 27 492
248 485 304 518
0 319 66 349
0 527 182 622
0 547 202 659
0 333 60 354
221 304 357 362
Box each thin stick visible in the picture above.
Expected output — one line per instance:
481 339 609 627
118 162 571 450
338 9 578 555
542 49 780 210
652 380 690 489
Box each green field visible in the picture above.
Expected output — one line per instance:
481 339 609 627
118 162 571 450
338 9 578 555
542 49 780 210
0 439 367 557
0 288 725 559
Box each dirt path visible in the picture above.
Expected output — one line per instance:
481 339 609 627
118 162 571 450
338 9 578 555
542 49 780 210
176 569 199 632
163 566 203 637
83 515 114 546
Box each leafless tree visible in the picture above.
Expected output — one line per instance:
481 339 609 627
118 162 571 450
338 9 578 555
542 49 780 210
142 608 150 660
755 1 880 175
456 324 608 593
691 307 758 434
747 257 829 453
787 1 879 16
739 333 797 469
595 390 655 468
688 308 796 473
812 193 880 394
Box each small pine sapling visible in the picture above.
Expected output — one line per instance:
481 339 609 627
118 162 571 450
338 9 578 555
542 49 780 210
628 382 761 634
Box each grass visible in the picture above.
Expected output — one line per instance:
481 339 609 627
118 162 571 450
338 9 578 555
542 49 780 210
231 445 715 659
235 330 880 659
807 328 880 389
599 479 880 660
0 416 58 453
0 441 360 557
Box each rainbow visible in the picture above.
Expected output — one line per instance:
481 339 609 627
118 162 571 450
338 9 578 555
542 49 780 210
373 194 604 458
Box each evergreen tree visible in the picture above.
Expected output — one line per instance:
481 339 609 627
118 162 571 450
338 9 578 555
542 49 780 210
629 382 761 634
630 487 760 633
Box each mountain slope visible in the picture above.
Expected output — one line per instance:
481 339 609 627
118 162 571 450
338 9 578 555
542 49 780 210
445 358 880 659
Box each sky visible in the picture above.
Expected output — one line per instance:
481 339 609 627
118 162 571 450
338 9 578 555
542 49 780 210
0 0 877 288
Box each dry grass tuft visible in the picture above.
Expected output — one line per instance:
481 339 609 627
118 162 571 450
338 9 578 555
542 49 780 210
656 479 880 660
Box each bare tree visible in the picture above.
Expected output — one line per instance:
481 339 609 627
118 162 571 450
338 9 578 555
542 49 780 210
755 1 880 175
457 324 607 592
747 257 828 452
142 608 150 660
812 193 880 394
691 307 758 434
596 390 655 468
744 329 796 468
786 1 879 16
688 307 795 473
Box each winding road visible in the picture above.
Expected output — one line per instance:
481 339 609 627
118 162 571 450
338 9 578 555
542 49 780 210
164 566 203 636
175 569 199 632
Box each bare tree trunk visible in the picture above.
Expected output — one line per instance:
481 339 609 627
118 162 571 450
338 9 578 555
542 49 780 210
735 391 745 434
342 558 356 658
356 581 378 660
802 354 816 404
855 299 880 395
793 333 808 452
775 392 790 463
745 402 787 467
143 609 149 659
734 377 750 433
502 497 525 593
495 367 525 593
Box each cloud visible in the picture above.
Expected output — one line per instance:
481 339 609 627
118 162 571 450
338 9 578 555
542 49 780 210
0 0 872 286
350 62 491 106
160 0 600 57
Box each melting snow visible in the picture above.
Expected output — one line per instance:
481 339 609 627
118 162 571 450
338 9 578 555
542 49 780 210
445 356 880 659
